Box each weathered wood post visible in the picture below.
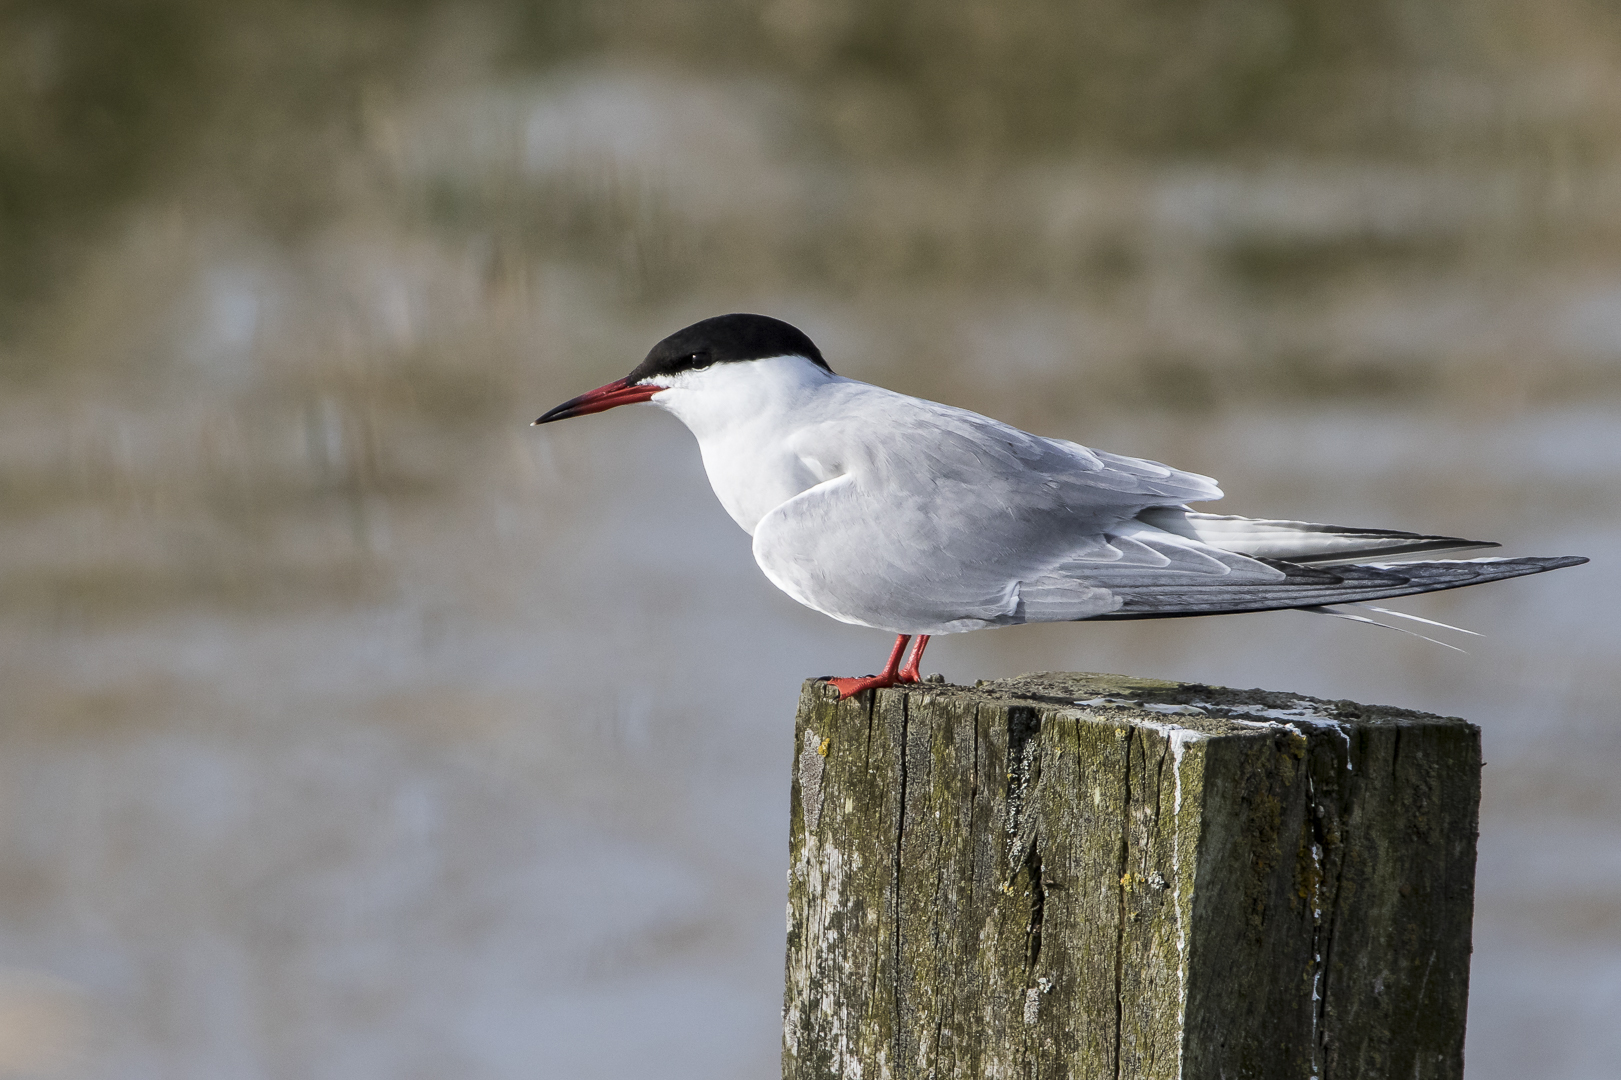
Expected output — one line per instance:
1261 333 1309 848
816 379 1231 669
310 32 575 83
783 672 1480 1080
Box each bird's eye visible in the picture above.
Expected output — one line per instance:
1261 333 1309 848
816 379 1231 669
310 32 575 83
686 352 710 369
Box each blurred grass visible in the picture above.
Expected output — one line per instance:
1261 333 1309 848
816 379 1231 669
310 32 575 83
5 0 1621 354
0 0 1618 613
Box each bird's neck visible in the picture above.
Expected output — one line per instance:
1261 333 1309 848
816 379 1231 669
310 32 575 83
650 357 840 533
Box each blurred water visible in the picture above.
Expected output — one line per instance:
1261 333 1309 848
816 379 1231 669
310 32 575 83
1 5 1619 1077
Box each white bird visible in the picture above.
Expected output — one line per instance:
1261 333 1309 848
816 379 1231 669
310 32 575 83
535 314 1586 698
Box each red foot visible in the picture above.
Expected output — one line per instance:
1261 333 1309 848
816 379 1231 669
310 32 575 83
827 635 933 700
827 673 904 698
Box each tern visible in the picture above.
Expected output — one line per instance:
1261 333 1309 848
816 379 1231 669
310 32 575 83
536 313 1586 698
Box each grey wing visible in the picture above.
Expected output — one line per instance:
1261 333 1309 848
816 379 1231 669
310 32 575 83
1031 506 1580 620
762 389 1588 632
750 478 1299 632
904 408 1575 620
756 397 1264 632
1009 501 1583 622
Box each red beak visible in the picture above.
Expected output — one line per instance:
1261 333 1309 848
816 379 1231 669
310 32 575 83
533 378 661 424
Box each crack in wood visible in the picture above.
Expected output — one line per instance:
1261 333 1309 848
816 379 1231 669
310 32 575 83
1112 730 1132 1080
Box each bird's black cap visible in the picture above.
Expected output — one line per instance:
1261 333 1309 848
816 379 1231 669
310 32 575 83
624 313 830 384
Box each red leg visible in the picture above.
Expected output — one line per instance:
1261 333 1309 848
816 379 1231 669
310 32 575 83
897 635 931 683
827 634 911 699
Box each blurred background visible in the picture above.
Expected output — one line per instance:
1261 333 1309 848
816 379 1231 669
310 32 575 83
0 1 1617 1076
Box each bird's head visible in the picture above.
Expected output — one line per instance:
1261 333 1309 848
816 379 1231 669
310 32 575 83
533 313 832 425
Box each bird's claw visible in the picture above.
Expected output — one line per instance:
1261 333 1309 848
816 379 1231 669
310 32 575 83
827 675 892 699
826 672 924 699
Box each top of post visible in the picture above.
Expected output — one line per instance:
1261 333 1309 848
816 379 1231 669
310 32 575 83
804 670 1476 739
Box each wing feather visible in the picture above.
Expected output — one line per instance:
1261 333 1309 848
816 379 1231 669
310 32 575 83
751 381 1585 633
1136 508 1498 563
1088 556 1589 619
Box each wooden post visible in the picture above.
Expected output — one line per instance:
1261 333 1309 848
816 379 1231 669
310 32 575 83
783 672 1480 1080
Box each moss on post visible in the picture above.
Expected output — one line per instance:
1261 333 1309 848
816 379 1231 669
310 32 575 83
783 673 1480 1080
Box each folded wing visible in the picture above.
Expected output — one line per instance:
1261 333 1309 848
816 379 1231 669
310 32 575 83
753 386 1586 632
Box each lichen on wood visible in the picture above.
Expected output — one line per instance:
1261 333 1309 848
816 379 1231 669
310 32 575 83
783 673 1480 1080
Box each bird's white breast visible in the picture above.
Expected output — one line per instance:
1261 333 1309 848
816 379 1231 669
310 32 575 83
647 356 841 533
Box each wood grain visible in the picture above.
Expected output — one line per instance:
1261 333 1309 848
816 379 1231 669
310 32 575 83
783 673 1480 1080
